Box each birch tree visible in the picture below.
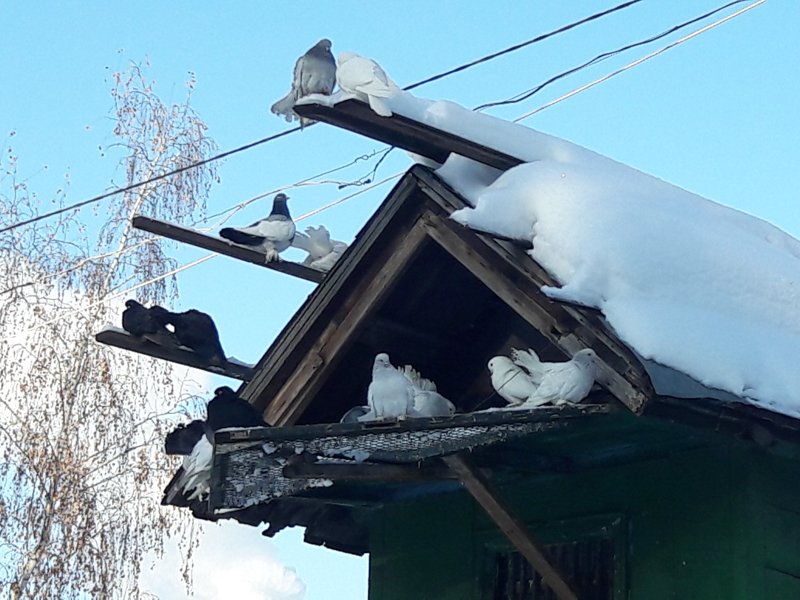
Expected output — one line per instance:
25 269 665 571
0 60 218 599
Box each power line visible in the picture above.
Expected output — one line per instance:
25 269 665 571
513 0 767 122
0 125 303 234
1 0 643 235
477 0 750 111
405 0 642 90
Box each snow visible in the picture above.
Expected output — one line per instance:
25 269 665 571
378 94 800 419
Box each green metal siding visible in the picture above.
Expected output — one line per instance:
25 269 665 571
368 443 800 600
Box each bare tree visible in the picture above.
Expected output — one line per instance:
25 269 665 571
0 60 218 599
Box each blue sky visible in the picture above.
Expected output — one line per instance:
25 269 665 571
2 1 798 598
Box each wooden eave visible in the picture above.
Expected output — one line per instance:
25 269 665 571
294 98 525 171
241 165 653 425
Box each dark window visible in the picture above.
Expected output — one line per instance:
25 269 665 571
493 538 614 600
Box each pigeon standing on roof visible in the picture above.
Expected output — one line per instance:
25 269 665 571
339 405 371 423
361 353 415 420
336 52 401 117
522 349 598 407
488 356 541 406
150 306 226 366
291 225 348 272
271 38 336 125
207 386 267 430
219 193 296 262
398 365 456 418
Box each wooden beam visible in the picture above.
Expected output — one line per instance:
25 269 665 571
282 462 459 482
132 215 325 284
294 98 524 171
443 453 580 600
95 329 255 381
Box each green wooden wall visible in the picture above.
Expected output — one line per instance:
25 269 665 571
368 441 800 600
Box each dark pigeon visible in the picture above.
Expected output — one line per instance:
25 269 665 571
122 299 166 337
207 386 267 431
219 194 296 262
150 306 226 365
164 420 206 455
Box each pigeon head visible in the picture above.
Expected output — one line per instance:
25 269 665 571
574 349 598 365
214 386 236 398
487 356 513 376
373 353 392 371
338 51 358 64
270 193 291 218
315 39 332 51
125 299 142 309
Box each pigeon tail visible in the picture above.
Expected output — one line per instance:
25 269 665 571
220 227 266 247
270 92 299 122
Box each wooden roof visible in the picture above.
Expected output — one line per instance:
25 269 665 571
239 165 654 426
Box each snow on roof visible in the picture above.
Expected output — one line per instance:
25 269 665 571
387 94 800 419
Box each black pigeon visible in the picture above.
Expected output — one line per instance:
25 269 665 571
164 420 206 455
122 299 165 337
219 194 296 262
207 386 267 431
150 306 226 365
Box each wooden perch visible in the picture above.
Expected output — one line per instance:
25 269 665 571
131 216 325 284
443 453 580 600
282 462 461 482
294 98 524 171
95 328 255 381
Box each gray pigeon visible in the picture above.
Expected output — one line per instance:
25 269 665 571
219 193 296 262
488 356 541 406
271 38 336 125
522 349 598 407
361 353 415 420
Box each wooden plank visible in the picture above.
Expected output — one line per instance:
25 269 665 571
282 462 459 482
265 221 431 425
95 329 255 381
443 453 580 600
132 215 325 284
294 99 524 171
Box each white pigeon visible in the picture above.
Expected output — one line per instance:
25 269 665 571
398 365 456 418
336 52 401 117
271 39 336 124
488 356 541 406
361 353 415 420
176 433 213 502
522 349 598 407
219 193 296 262
291 225 348 272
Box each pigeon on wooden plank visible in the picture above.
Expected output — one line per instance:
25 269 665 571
219 193 296 262
336 52 400 117
340 405 371 423
150 306 226 365
207 386 267 431
175 428 214 502
122 299 165 336
291 225 348 272
488 356 541 406
522 349 598 407
361 353 415 420
164 420 206 455
398 365 456 417
271 38 336 125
